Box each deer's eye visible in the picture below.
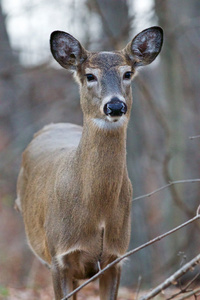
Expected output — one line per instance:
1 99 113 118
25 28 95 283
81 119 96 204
123 71 133 80
85 74 97 82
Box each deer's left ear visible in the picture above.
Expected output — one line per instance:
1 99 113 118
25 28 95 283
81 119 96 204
125 26 163 67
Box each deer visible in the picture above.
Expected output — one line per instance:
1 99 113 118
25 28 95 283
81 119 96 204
15 26 163 300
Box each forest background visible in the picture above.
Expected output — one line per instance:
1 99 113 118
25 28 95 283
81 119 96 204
0 0 200 299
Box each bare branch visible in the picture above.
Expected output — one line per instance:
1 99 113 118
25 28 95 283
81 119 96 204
140 254 200 300
177 287 200 300
132 179 200 202
162 157 196 219
62 209 200 300
167 272 200 299
189 135 200 140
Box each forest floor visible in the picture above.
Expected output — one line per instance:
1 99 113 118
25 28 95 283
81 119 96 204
1 284 135 300
1 284 200 300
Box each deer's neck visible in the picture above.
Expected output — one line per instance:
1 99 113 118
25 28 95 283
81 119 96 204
75 119 128 207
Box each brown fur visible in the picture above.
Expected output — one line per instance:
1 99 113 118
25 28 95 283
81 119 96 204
16 27 163 300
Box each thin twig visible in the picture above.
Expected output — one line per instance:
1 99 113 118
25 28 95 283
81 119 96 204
136 276 142 300
61 208 200 300
162 156 196 219
180 272 200 292
132 179 200 202
140 254 200 300
167 272 200 300
97 261 101 271
189 135 200 140
176 287 200 300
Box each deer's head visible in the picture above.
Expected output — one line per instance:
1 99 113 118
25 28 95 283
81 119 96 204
50 27 163 130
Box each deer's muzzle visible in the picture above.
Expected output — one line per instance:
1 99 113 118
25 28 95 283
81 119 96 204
103 98 127 117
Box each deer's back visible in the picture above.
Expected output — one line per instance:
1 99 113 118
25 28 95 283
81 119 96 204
29 122 82 155
16 123 82 263
21 122 82 171
18 122 82 203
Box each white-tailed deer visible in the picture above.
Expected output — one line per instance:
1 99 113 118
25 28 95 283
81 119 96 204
16 27 163 299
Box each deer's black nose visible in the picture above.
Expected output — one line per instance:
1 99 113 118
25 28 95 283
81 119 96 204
103 98 127 117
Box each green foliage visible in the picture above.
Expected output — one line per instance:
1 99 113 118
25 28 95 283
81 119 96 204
0 286 9 296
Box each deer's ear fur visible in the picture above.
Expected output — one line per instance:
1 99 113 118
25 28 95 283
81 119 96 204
50 31 88 70
125 26 163 67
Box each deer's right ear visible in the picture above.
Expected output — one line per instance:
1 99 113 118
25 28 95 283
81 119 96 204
50 31 88 70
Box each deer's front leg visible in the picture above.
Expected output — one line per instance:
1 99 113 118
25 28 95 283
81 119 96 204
99 264 121 300
51 258 77 300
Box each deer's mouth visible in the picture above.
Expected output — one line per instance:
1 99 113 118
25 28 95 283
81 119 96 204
92 115 127 130
106 115 123 123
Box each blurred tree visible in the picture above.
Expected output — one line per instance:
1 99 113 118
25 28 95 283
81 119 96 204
0 0 33 198
86 0 131 50
155 0 200 225
0 0 18 148
0 0 200 292
133 0 200 285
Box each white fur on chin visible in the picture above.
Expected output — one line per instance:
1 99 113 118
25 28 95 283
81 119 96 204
92 115 127 130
